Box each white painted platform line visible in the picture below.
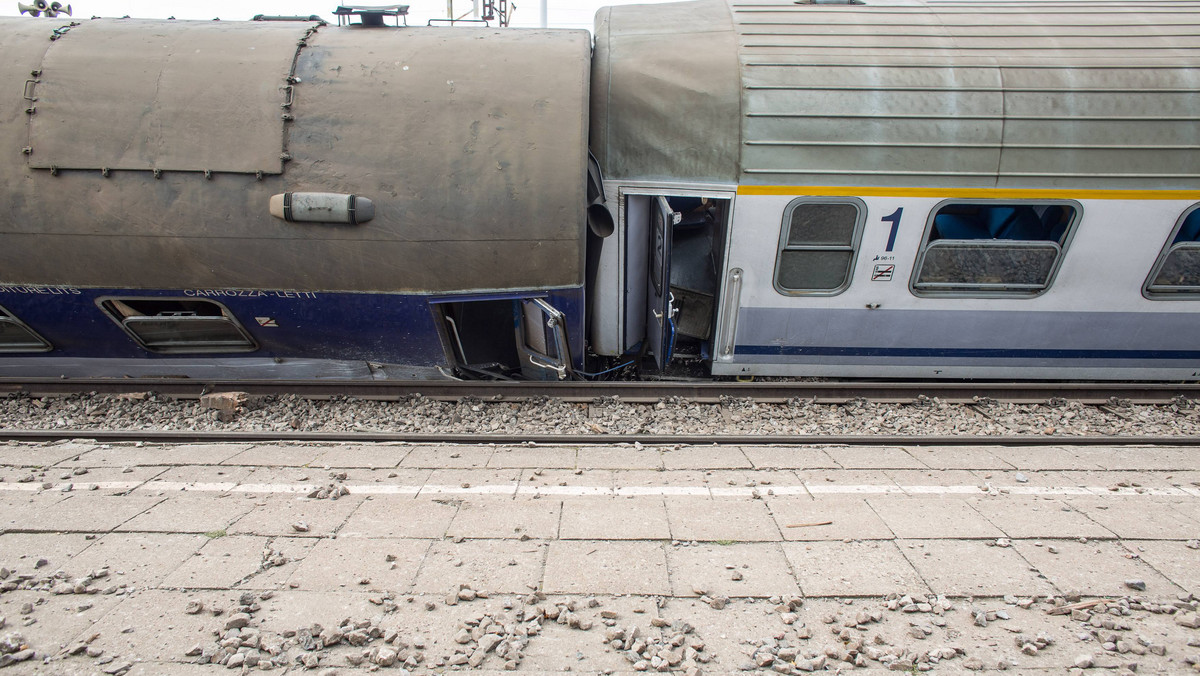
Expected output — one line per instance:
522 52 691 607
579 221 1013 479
516 486 612 496
1 482 1199 498
614 487 710 496
901 486 984 495
805 485 906 494
0 481 144 492
420 484 518 495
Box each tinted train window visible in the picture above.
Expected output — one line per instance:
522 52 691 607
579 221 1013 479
99 298 257 353
912 202 1078 296
0 306 51 352
774 198 865 295
1145 206 1200 296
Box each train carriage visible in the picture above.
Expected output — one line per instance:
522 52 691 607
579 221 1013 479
588 0 1200 379
0 11 591 379
1 0 1200 381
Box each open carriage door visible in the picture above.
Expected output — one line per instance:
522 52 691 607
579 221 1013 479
647 197 679 370
517 298 573 380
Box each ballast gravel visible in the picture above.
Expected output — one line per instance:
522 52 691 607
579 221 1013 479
0 392 1197 437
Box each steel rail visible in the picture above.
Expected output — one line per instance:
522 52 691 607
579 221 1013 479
0 429 1197 446
0 378 1197 404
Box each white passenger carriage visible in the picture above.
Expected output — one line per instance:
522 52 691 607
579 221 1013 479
588 0 1200 379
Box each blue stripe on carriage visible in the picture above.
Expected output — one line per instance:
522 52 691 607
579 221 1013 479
736 345 1200 361
0 287 585 368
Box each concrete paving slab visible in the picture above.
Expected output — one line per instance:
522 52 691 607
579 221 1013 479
613 469 709 492
543 540 669 595
41 465 163 489
116 495 255 534
969 496 1115 539
423 468 520 493
487 445 578 469
233 536 319 590
1013 539 1183 597
665 498 781 542
703 469 803 495
888 469 984 490
785 540 930 597
0 590 123 662
446 498 561 540
67 533 205 588
1164 496 1200 525
575 446 663 470
767 496 895 541
900 539 1057 596
237 466 429 493
132 464 254 492
989 446 1108 471
56 443 246 468
226 493 364 537
667 542 800 597
904 445 1016 470
310 443 410 468
520 595 659 673
0 491 69 533
971 468 1061 487
1090 446 1200 471
29 494 163 533
401 444 494 468
1051 469 1194 491
518 468 615 494
1066 497 1200 539
123 663 234 675
413 538 546 594
741 445 838 469
868 497 1005 539
1127 539 1200 595
559 497 670 540
220 444 322 467
661 445 751 470
159 535 275 589
337 496 459 539
0 442 97 468
801 468 901 492
0 532 95 572
285 537 430 593
658 598 795 673
825 446 927 470
82 589 231 661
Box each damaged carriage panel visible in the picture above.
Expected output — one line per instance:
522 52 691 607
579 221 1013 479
0 19 591 294
26 19 308 174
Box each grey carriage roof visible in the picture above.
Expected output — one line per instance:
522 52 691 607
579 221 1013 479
0 18 590 293
590 0 1200 190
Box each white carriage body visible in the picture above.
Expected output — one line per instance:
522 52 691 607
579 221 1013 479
589 0 1200 379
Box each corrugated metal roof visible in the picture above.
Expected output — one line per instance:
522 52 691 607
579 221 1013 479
591 0 1200 189
734 0 1200 187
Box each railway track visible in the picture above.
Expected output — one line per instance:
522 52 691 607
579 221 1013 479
0 378 1197 404
1 429 1198 446
2 378 1196 446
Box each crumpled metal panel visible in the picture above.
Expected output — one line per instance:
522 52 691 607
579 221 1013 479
591 0 740 183
0 19 590 294
27 19 306 174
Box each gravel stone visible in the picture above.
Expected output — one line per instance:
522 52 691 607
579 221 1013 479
5 392 1200 437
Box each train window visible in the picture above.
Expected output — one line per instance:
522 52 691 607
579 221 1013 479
1145 205 1200 297
98 298 257 353
0 306 51 352
773 198 865 295
912 202 1078 296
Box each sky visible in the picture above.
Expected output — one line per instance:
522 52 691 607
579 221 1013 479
0 0 672 30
